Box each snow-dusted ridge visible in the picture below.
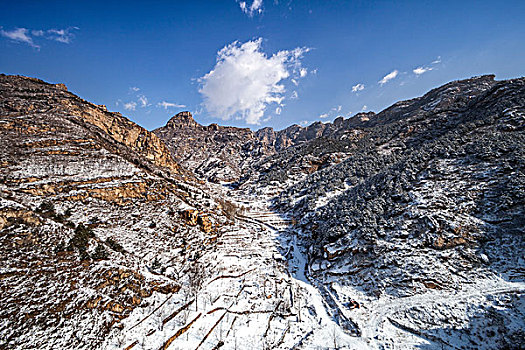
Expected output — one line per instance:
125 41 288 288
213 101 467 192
1 74 524 349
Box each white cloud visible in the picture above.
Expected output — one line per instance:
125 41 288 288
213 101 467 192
124 102 137 111
413 66 433 75
299 120 309 126
0 28 39 48
317 105 343 121
362 105 367 111
378 70 398 85
275 107 282 115
130 86 140 92
0 26 78 48
138 95 149 108
199 38 309 124
291 91 299 99
413 56 442 76
46 27 78 44
157 101 186 109
238 0 263 17
352 83 365 92
299 68 308 78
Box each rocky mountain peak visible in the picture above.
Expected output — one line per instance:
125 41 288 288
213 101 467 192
166 111 199 128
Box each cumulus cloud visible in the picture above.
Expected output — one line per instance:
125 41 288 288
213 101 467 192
352 83 365 92
291 91 299 99
0 26 78 48
0 28 39 48
378 70 398 85
199 38 310 124
129 87 140 92
319 113 329 119
238 0 263 17
299 68 308 78
124 102 137 111
157 101 186 109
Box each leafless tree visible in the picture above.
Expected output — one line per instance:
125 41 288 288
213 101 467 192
188 261 205 311
332 324 339 349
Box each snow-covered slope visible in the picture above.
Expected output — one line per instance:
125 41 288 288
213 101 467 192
271 75 525 348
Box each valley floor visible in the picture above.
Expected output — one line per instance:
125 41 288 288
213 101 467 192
103 186 525 350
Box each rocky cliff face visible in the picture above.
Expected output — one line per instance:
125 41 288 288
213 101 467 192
154 111 269 182
1 75 182 176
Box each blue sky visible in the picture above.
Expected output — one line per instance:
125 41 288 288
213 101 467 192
1 1 524 130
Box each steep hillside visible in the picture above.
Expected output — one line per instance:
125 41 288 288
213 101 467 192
272 75 525 347
0 75 225 349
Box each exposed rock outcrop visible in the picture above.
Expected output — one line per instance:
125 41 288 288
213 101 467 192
0 74 182 176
